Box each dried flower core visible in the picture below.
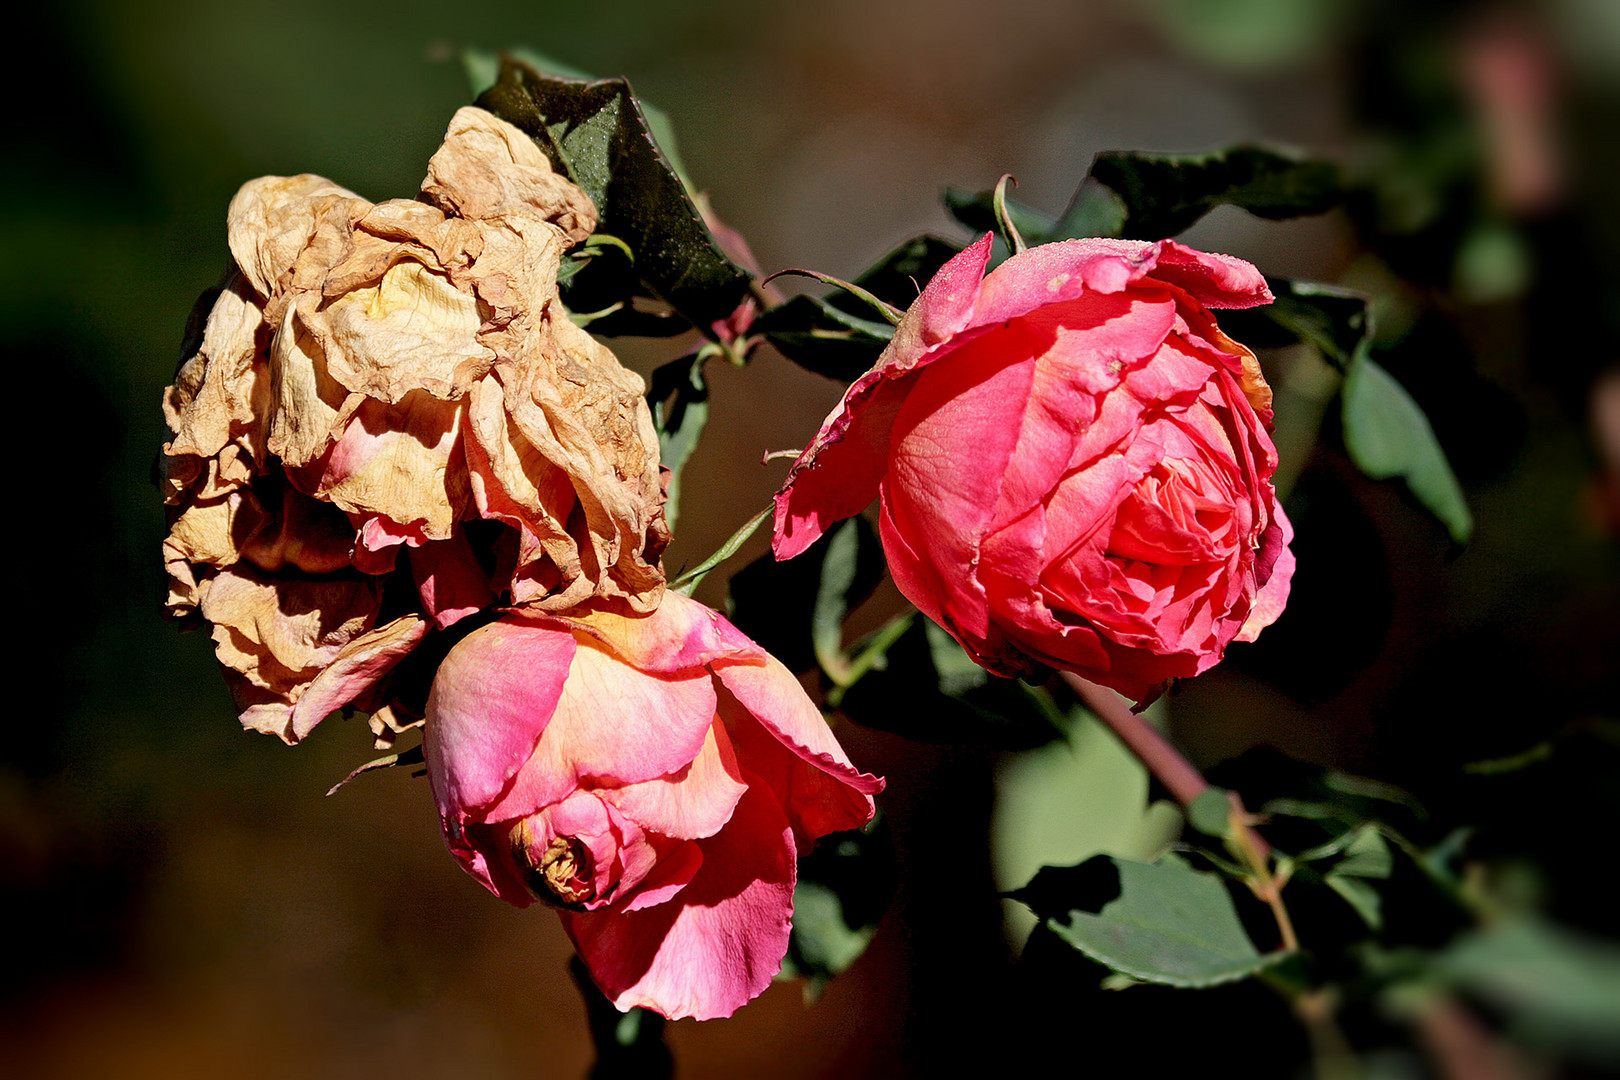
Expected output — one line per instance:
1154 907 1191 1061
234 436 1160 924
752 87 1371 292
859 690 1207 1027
512 821 595 906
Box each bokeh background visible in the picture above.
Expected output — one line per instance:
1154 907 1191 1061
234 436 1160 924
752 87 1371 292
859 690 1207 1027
7 0 1619 1075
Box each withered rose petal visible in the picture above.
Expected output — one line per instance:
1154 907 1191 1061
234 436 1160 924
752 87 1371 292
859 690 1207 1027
301 390 470 543
312 255 495 403
227 175 370 308
165 104 671 745
266 300 351 470
421 106 597 244
285 614 431 743
198 564 382 697
162 271 267 469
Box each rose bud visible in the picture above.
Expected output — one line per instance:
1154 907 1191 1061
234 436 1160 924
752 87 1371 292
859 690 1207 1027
772 234 1294 701
160 107 670 743
424 592 883 1020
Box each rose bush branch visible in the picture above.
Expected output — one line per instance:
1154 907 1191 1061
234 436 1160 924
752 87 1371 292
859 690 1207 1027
1061 673 1295 946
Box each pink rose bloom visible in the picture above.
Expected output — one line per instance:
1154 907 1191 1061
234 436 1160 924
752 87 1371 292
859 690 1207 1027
773 235 1294 700
424 592 882 1020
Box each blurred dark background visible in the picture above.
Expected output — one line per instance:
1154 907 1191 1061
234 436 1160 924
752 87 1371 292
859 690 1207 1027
5 0 1617 1075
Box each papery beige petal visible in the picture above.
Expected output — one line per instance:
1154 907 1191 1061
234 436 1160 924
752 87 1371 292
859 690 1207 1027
227 174 370 303
237 480 359 574
461 215 566 357
338 199 486 287
198 563 382 695
471 301 666 610
266 299 353 468
309 390 469 541
165 492 245 571
161 272 273 504
163 273 266 452
313 258 495 402
421 106 596 244
368 703 425 750
285 613 430 742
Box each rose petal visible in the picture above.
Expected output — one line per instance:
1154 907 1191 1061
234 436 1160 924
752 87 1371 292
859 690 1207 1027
480 638 719 822
599 721 749 842
561 780 797 1021
714 655 882 844
425 616 577 816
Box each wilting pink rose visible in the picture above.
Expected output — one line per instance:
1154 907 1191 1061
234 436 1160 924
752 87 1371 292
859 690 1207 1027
773 235 1294 700
425 592 882 1020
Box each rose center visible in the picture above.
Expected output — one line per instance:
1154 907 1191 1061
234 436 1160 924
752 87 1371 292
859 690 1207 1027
511 824 596 905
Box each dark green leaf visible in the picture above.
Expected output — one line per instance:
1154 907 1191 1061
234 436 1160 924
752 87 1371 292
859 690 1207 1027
1049 178 1129 241
1010 855 1288 987
647 355 709 531
923 619 989 697
752 295 896 382
726 516 885 675
1220 278 1472 544
1320 826 1395 931
1342 353 1473 544
842 234 962 313
757 235 960 383
1220 277 1373 364
812 518 875 677
834 617 1062 749
475 55 752 333
781 818 895 993
1186 787 1234 839
1090 146 1342 241
1439 918 1620 1060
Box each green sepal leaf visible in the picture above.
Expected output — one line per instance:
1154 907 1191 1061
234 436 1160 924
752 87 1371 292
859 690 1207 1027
1010 855 1289 987
944 187 1057 245
946 179 1127 247
474 55 751 334
1342 353 1473 544
1090 145 1342 241
836 234 962 314
669 506 771 598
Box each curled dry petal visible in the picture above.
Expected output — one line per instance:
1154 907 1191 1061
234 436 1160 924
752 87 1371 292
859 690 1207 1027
161 105 668 742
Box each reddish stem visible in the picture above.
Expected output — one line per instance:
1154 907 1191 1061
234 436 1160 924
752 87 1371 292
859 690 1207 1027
1061 673 1271 864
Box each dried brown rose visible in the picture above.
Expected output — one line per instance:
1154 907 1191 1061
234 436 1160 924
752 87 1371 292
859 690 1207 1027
160 106 670 744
